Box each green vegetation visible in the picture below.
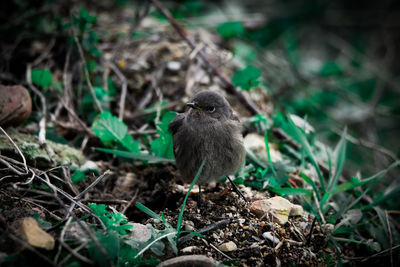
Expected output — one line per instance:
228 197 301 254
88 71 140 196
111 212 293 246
0 0 399 266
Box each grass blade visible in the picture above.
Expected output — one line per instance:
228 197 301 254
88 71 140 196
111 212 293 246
135 202 162 221
300 172 320 200
264 132 278 179
268 187 312 197
332 160 400 195
286 115 325 192
328 127 347 191
176 160 205 239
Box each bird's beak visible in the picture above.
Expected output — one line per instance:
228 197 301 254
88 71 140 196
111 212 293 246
186 102 202 110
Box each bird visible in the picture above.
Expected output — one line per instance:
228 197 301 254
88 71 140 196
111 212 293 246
168 90 246 202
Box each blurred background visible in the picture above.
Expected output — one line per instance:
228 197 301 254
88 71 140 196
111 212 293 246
1 0 399 176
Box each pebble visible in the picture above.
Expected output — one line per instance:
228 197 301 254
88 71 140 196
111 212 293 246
180 246 199 253
20 217 54 250
218 241 237 252
158 255 216 267
129 223 152 242
183 220 195 231
262 231 279 245
167 61 181 71
249 196 305 225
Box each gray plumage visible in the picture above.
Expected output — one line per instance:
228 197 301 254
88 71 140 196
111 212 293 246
169 91 245 184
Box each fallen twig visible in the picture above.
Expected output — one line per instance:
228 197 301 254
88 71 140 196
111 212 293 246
26 64 55 162
64 170 110 220
109 62 128 121
74 36 103 113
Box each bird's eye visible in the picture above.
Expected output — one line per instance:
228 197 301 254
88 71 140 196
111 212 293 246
207 106 215 113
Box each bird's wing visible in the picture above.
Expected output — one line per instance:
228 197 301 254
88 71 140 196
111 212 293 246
168 114 185 135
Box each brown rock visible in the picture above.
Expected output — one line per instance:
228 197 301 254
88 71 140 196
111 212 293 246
20 217 55 250
0 85 32 127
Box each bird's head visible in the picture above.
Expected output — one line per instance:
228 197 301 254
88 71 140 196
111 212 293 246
186 91 232 122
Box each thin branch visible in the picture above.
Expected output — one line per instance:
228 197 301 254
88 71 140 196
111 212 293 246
206 240 233 260
32 173 106 230
74 36 103 112
53 196 113 267
0 126 28 174
26 64 55 162
109 62 128 120
121 188 139 214
57 239 94 265
58 98 96 136
64 170 110 220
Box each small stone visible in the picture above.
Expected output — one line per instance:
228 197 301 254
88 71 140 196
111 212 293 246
64 221 90 241
218 241 237 252
180 246 199 253
20 217 54 250
290 204 305 216
129 223 152 242
262 231 279 245
321 223 334 234
183 220 194 231
158 255 216 267
167 61 181 71
0 85 32 127
249 196 293 225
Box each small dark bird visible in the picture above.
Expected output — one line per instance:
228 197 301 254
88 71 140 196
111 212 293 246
169 91 246 201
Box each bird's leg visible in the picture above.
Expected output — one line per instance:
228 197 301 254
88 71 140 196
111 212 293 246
198 184 203 206
226 176 247 203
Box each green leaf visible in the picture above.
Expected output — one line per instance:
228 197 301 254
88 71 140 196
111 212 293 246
331 176 377 195
268 187 312 197
232 65 261 91
82 87 113 113
319 61 343 77
88 231 119 267
79 8 97 24
121 134 140 154
150 112 177 158
87 59 97 73
31 68 53 89
71 169 86 183
89 203 133 235
217 21 244 40
135 202 163 221
300 172 320 200
264 132 278 179
92 112 127 144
